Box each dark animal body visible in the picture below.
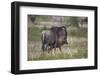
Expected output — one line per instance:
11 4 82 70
41 26 68 53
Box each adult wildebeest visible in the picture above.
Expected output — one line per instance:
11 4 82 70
41 26 68 53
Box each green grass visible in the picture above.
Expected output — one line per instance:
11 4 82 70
68 27 87 37
29 53 69 60
28 26 49 41
72 49 88 58
28 27 41 41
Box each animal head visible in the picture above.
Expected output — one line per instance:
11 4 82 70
58 26 68 44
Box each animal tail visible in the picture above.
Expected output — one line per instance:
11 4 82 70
41 31 45 43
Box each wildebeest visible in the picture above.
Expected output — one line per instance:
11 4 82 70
41 26 68 53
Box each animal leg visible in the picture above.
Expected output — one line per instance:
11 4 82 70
54 47 56 55
42 44 44 51
59 47 63 54
41 44 45 55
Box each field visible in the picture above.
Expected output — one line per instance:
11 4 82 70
28 26 88 61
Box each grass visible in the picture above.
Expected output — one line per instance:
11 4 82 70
72 49 88 59
68 26 87 37
28 26 49 41
29 48 87 61
28 27 41 41
28 26 88 61
31 53 70 60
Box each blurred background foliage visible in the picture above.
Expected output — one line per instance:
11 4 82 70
28 15 87 28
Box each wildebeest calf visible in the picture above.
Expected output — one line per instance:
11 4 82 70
41 26 68 53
